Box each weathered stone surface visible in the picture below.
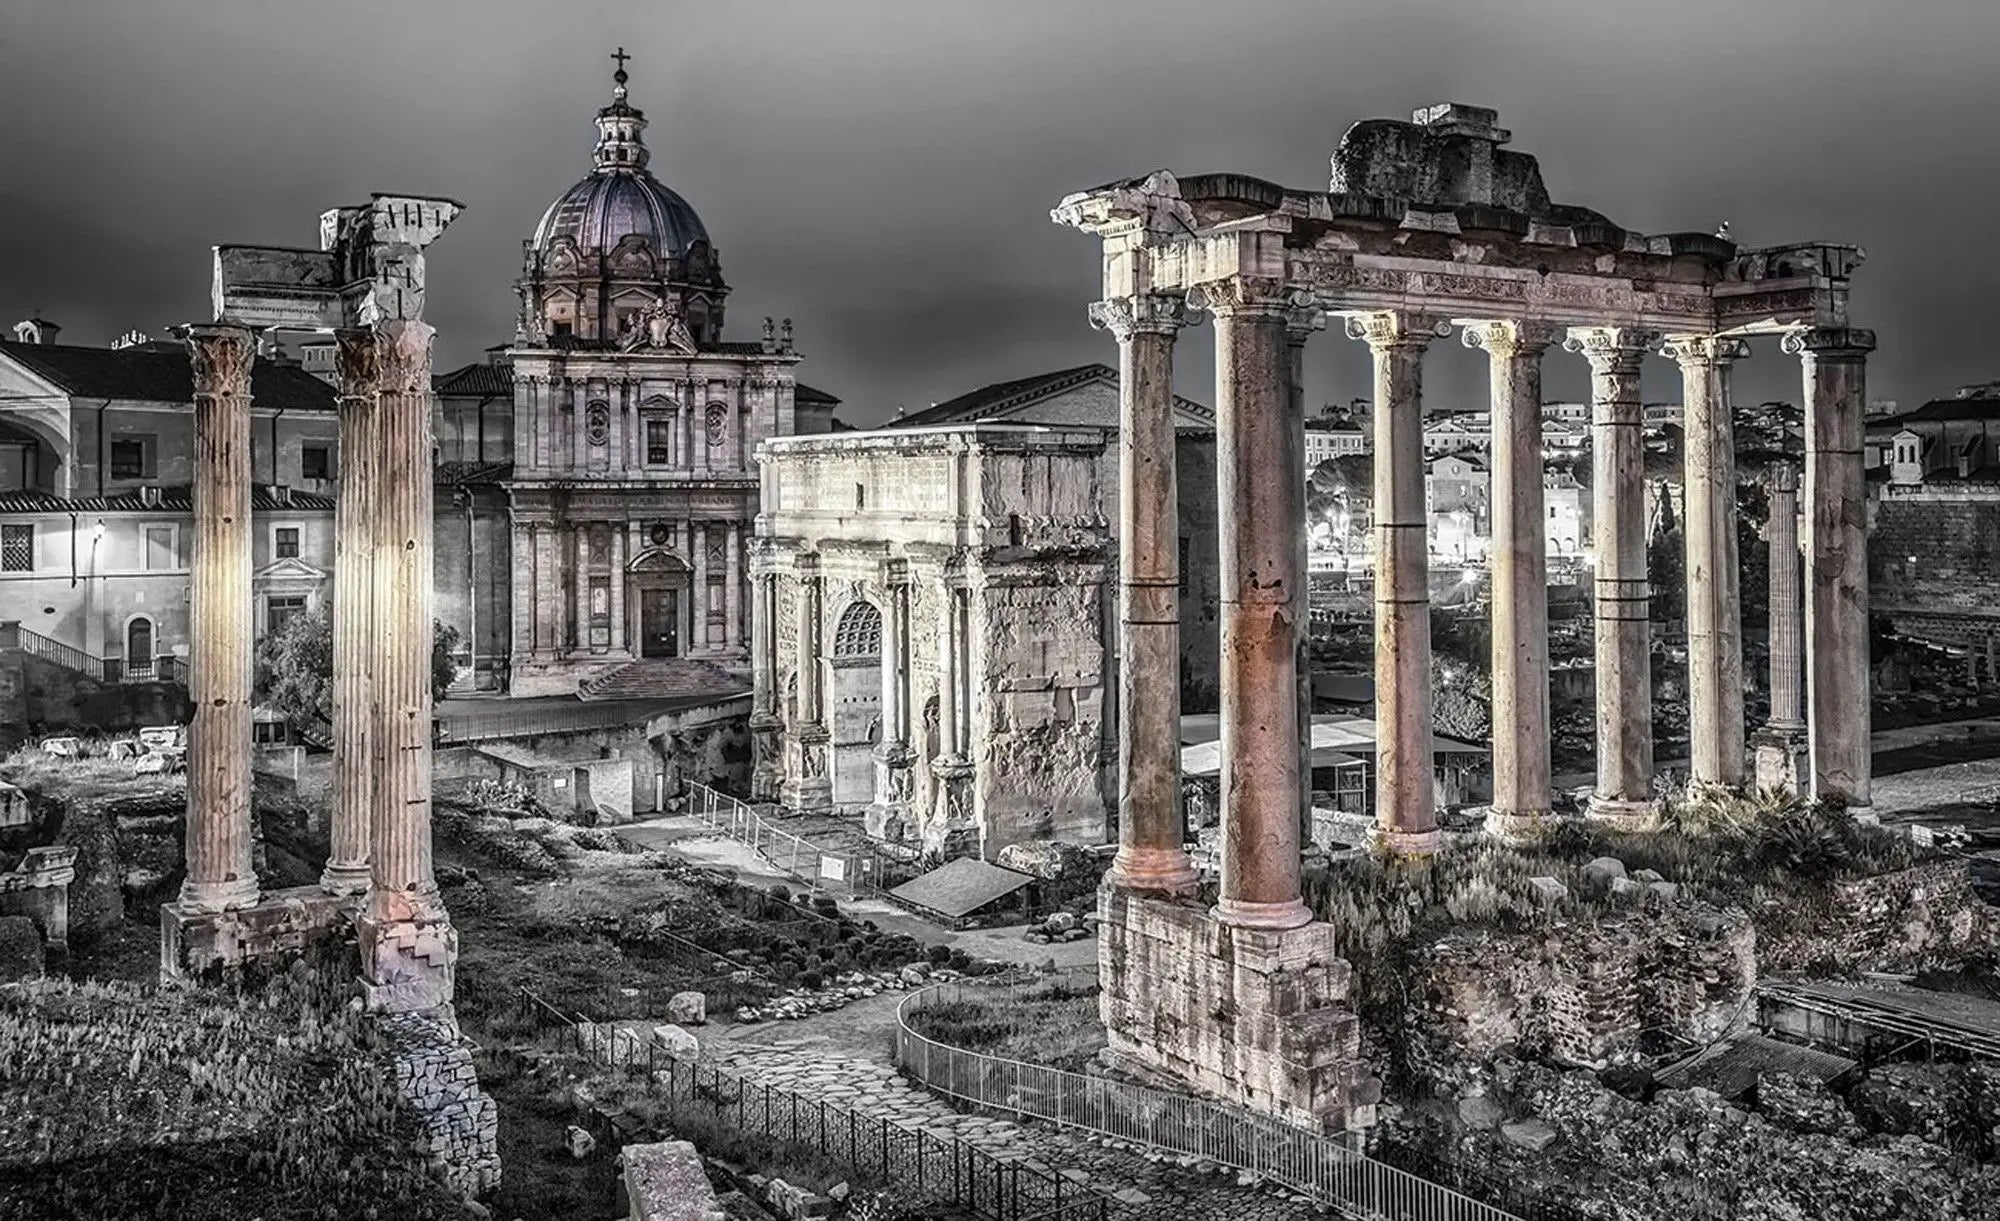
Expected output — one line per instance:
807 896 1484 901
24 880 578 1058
0 915 43 979
622 1139 725 1221
1500 1117 1558 1152
653 1023 701 1061
667 990 707 1027
1759 860 1993 975
1527 876 1567 903
1756 1071 1858 1137
377 1007 501 1198
159 884 359 984
997 839 1095 883
1456 1092 1504 1131
566 1123 597 1159
1579 857 1626 889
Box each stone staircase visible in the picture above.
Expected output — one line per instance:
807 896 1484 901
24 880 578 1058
577 658 749 703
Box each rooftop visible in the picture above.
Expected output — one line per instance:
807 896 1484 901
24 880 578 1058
0 484 335 515
889 363 1212 431
0 339 337 409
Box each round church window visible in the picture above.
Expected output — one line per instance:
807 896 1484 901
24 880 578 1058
650 523 670 547
586 401 610 446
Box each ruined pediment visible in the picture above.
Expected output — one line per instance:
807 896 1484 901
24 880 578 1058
1330 103 1614 230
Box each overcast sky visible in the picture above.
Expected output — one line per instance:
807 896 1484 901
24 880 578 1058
4 1 1996 426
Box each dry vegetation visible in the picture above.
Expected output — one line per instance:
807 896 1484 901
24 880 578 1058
903 976 1105 1072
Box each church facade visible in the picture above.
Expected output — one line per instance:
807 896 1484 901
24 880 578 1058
432 60 839 696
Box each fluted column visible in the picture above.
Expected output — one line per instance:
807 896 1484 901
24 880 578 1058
1568 327 1658 825
1348 311 1449 855
324 328 379 894
1285 299 1326 846
359 319 455 1012
784 557 831 811
725 522 743 652
1665 335 1750 789
1786 326 1878 815
1464 320 1560 838
1087 293 1199 895
609 525 627 654
1753 463 1807 795
1198 275 1307 930
178 324 259 913
868 566 916 834
930 577 974 846
573 524 591 653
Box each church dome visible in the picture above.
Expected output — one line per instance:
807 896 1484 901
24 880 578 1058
531 170 709 257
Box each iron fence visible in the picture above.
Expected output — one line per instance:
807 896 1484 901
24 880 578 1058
15 626 186 687
524 988 1118 1221
684 782 885 894
896 983 1527 1221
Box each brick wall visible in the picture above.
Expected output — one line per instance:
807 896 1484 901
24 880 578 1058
1871 497 2000 643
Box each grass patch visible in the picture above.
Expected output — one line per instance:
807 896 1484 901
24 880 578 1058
905 978 1105 1072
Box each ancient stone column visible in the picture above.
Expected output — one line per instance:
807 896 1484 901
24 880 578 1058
725 522 743 652
1753 463 1808 793
691 523 710 653
178 324 260 913
1785 327 1878 815
1286 300 1326 847
1465 321 1560 839
573 524 592 652
1664 335 1750 790
1347 311 1448 855
323 329 379 895
1200 276 1308 930
868 567 915 837
1568 327 1658 825
357 319 457 1013
784 556 832 811
929 577 975 850
1087 293 1199 895
749 562 784 801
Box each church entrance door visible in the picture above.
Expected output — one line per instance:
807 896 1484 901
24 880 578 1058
640 588 679 658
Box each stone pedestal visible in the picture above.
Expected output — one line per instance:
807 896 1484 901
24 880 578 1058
160 883 360 984
1097 888 1378 1133
865 741 916 839
923 755 977 855
357 906 459 1012
1753 726 1808 796
749 710 785 802
781 725 833 813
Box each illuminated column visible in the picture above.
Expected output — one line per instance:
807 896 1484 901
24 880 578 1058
323 328 379 894
1200 275 1307 930
1285 298 1326 846
1785 326 1877 815
1568 326 1658 825
357 319 456 1013
1348 311 1449 854
1664 335 1750 789
1753 463 1807 794
177 324 259 913
1087 292 1200 895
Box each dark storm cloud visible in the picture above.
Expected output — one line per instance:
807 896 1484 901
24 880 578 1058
5 0 1997 424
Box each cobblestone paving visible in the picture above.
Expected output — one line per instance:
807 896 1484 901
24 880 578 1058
706 1028 1331 1220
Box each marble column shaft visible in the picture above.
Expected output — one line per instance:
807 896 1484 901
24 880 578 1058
366 320 446 926
179 324 259 913
1089 294 1199 895
1766 465 1805 731
936 581 961 759
573 525 591 651
1350 312 1446 854
1286 302 1325 846
799 564 824 725
324 329 380 895
1468 321 1558 832
692 523 710 651
610 526 627 653
1667 336 1749 788
1788 327 1877 813
725 522 743 651
1569 328 1657 822
1206 278 1308 930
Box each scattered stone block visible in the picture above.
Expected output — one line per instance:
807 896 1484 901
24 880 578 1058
1047 910 1079 934
1646 880 1682 903
622 1139 725 1220
565 1123 596 1159
1500 1117 1558 1152
1456 1092 1505 1130
1632 868 1665 884
898 963 930 987
1609 876 1643 899
667 990 707 1027
1527 876 1568 903
1581 857 1627 889
652 1023 701 1061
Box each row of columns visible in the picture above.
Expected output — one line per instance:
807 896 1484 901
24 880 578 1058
1091 282 1878 900
179 319 453 1007
518 376 760 475
516 517 746 658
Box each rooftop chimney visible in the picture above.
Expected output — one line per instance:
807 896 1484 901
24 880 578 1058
11 317 59 345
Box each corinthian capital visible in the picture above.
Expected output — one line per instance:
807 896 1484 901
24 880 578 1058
1343 310 1452 351
1087 294 1198 341
1460 319 1563 358
332 327 379 402
1660 334 1751 368
1186 275 1289 317
1562 326 1659 374
1780 326 1877 359
1284 288 1327 344
182 324 257 396
373 320 437 395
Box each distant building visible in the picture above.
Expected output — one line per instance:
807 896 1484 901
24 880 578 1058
1865 381 2000 651
1304 418 1368 470
1642 402 1683 431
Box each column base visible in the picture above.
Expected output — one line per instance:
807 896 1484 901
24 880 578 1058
319 861 372 897
357 907 459 1014
1214 895 1313 930
176 875 262 915
1372 824 1443 856
1752 725 1808 797
1485 808 1553 844
867 741 917 839
1098 888 1379 1133
1587 795 1658 830
160 884 360 986
1106 845 1201 897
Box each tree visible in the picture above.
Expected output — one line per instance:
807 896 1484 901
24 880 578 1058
255 607 464 733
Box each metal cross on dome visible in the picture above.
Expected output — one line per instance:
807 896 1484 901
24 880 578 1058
611 46 631 79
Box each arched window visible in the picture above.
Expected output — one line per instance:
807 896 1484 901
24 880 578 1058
831 601 882 659
127 617 154 677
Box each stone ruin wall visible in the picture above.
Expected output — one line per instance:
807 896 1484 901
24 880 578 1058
378 1007 501 1199
1759 859 1994 975
1870 497 2000 645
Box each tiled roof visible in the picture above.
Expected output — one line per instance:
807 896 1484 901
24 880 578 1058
888 363 1213 430
795 381 840 406
0 340 336 410
436 460 516 486
1878 395 2000 428
0 484 335 514
434 362 514 396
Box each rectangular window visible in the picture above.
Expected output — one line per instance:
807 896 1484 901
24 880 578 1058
274 527 300 559
144 525 175 571
0 523 31 572
266 595 307 635
301 446 331 481
110 437 148 479
646 420 674 464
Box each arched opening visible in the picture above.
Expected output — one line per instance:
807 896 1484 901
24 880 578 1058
126 616 154 679
828 600 883 809
628 547 691 659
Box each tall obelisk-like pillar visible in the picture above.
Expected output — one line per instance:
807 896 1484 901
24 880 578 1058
1753 463 1808 794
322 329 377 895
1090 292 1201 895
356 320 458 1012
177 324 261 914
1349 311 1448 855
1466 320 1560 840
1570 327 1658 824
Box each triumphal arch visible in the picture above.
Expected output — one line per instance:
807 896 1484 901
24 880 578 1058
1056 103 1872 1130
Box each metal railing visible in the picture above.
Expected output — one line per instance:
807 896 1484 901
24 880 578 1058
895 983 1526 1221
13 626 186 687
684 782 886 894
522 988 1118 1221
434 700 662 743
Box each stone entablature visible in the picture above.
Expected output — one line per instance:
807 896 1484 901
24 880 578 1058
755 424 1117 852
